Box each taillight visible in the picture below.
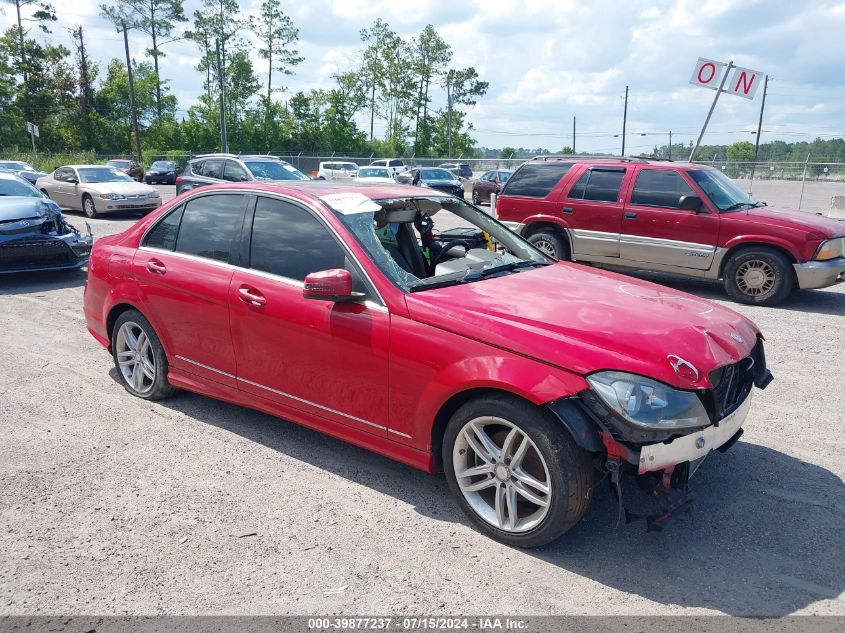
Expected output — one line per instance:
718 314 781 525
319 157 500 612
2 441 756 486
175 176 183 185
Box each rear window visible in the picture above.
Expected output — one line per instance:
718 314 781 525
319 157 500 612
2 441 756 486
568 168 625 203
501 163 572 198
143 204 185 250
174 194 245 263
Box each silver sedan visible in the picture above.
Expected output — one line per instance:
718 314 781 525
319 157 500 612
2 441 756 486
36 165 162 218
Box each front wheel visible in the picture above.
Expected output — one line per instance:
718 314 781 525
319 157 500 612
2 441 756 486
471 189 480 205
82 194 98 218
723 247 793 306
528 230 570 261
443 395 593 548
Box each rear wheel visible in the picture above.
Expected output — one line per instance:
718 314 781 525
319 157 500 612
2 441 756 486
443 395 593 548
472 189 480 205
111 310 177 401
723 247 793 306
528 230 570 261
82 194 98 219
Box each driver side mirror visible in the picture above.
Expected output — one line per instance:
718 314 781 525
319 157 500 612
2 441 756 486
303 269 363 303
678 195 704 212
66 176 78 184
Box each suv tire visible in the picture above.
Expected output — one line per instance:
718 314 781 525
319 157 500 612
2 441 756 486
723 247 794 306
443 394 593 548
528 230 570 261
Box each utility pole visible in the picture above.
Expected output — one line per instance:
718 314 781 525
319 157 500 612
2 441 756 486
120 22 143 163
689 61 734 162
668 131 672 160
750 74 769 184
216 38 228 153
621 86 628 156
572 116 576 153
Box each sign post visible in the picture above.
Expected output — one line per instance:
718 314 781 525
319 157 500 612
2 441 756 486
688 59 733 162
26 121 39 152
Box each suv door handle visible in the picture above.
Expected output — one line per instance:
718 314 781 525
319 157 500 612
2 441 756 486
146 259 166 275
562 207 574 214
624 212 637 220
237 285 267 307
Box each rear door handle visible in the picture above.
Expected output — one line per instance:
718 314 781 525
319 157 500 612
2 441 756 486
562 207 574 214
237 285 267 308
146 259 166 275
624 212 637 220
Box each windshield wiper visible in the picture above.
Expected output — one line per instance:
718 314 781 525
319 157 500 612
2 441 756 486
463 260 546 281
408 277 468 293
723 202 754 212
752 201 767 207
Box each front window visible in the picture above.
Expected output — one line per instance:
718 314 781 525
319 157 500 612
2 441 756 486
358 167 392 178
243 161 309 181
0 176 43 197
688 168 758 211
421 168 455 181
78 168 133 183
329 194 553 293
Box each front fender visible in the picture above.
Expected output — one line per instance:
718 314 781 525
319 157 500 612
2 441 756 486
721 235 805 263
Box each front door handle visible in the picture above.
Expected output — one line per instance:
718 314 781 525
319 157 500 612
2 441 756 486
562 207 574 214
146 259 166 275
624 212 638 220
237 285 267 307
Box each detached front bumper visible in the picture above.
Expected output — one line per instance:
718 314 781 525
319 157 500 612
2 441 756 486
638 391 751 474
794 257 845 289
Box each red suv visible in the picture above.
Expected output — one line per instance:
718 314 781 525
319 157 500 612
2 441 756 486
496 157 845 305
84 181 772 546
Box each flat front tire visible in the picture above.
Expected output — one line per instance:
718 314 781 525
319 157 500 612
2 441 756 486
443 395 593 548
723 247 794 306
111 310 178 401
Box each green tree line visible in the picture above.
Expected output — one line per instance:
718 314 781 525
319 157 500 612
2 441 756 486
0 0 488 160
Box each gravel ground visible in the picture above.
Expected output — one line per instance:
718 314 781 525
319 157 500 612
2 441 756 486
0 185 843 616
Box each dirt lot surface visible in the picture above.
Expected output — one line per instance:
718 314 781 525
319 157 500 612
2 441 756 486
1 186 843 616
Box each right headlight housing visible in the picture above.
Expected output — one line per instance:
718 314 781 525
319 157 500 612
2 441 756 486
814 238 844 261
587 371 710 431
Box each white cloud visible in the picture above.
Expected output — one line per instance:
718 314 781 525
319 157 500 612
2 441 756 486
1 0 843 151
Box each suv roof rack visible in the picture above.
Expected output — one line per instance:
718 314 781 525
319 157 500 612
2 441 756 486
192 152 239 159
531 154 650 164
240 154 281 160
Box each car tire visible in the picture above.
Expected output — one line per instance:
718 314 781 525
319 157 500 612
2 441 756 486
111 309 178 401
82 194 98 219
443 394 593 548
472 189 480 205
528 230 570 261
723 247 794 306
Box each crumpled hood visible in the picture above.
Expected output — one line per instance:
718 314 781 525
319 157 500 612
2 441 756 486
0 197 56 222
743 205 845 237
405 263 760 390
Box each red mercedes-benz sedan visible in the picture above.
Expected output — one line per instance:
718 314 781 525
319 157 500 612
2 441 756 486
84 181 772 546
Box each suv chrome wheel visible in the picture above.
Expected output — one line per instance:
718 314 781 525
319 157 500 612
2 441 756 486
453 416 551 533
115 321 156 395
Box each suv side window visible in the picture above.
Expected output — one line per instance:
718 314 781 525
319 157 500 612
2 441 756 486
631 169 696 208
568 167 626 202
223 160 249 182
143 204 185 250
200 159 223 179
174 194 245 263
389 160 403 167
187 160 203 175
250 196 346 281
502 163 572 198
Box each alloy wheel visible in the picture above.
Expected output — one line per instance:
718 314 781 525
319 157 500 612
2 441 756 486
736 259 776 296
83 197 97 218
532 239 557 259
452 417 552 533
115 321 156 394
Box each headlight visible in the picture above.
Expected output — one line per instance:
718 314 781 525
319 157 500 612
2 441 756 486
148 192 160 199
814 238 844 261
587 371 710 430
101 193 126 200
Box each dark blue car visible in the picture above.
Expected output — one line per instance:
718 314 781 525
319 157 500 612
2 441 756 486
0 172 93 274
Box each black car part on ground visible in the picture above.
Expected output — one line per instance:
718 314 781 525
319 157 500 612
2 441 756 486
0 198 92 273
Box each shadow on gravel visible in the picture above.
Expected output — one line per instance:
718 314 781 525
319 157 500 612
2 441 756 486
0 267 87 294
624 270 845 316
133 376 843 617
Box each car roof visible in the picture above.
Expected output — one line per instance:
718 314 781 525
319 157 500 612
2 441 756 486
60 165 121 169
529 155 706 169
179 180 449 203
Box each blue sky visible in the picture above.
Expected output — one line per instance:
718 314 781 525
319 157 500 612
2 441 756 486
3 0 844 153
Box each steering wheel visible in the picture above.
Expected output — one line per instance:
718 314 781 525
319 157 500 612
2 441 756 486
430 239 474 269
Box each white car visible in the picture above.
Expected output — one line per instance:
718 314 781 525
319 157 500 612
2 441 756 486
316 161 358 180
369 158 407 176
354 166 397 184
